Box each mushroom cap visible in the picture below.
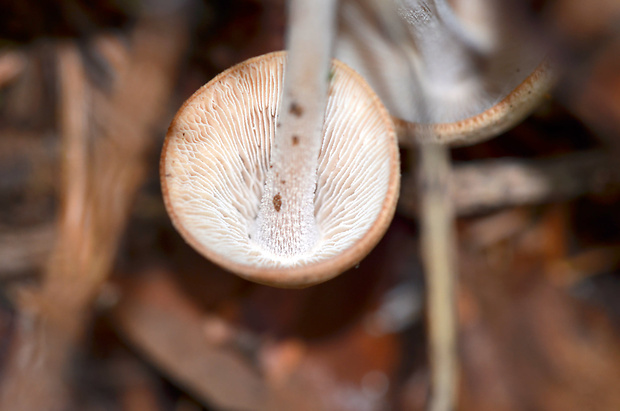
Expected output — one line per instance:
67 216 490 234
161 52 400 288
394 61 554 145
335 0 555 145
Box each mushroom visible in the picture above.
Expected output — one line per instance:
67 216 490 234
162 0 399 288
335 0 556 145
161 40 399 286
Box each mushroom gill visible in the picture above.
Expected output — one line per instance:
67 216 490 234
161 52 399 287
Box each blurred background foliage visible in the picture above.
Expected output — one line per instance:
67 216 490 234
0 0 620 410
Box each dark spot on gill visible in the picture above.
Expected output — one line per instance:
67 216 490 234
273 193 282 212
328 69 335 82
289 102 303 116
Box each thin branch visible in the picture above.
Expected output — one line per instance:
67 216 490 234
400 150 618 217
111 270 321 411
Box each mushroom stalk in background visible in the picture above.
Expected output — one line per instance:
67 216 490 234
433 0 500 53
254 0 337 256
419 143 458 411
398 0 488 123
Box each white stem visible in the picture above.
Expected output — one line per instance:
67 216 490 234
434 0 500 52
396 0 484 122
397 1 474 86
255 0 337 257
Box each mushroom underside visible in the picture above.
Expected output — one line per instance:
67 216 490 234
162 53 398 274
335 0 549 125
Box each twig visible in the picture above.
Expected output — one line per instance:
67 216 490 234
418 143 459 411
400 150 618 217
549 244 620 287
111 270 320 411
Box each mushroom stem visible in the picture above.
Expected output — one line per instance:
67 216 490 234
254 0 337 257
433 0 500 52
397 0 484 121
418 143 459 411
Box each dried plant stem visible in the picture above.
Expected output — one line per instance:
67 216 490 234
419 143 458 411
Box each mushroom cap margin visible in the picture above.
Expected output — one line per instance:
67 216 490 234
160 51 400 288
